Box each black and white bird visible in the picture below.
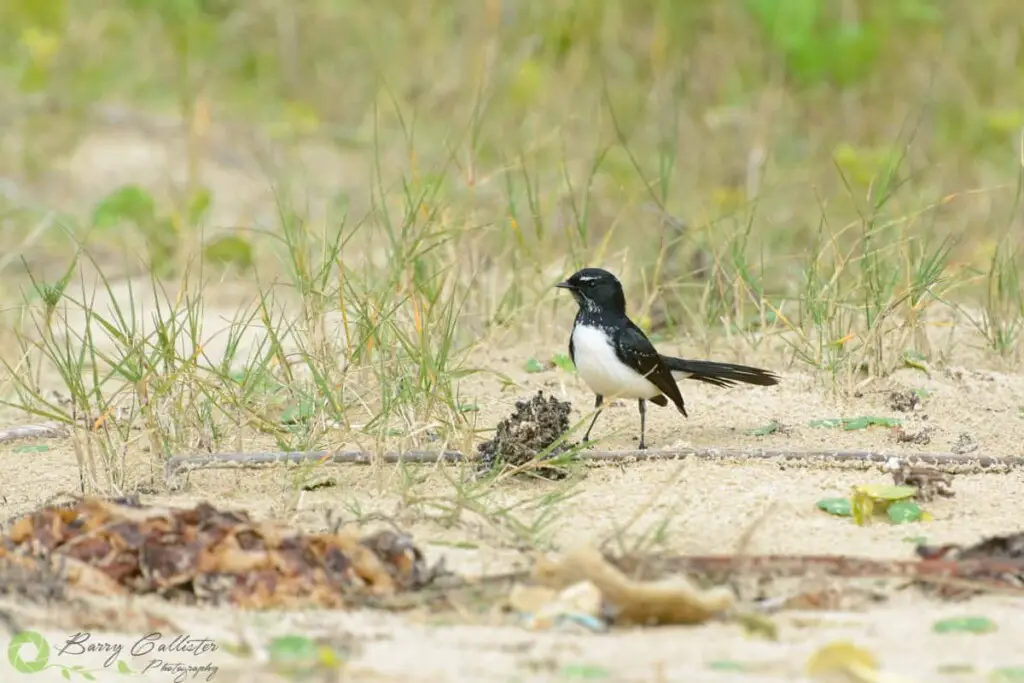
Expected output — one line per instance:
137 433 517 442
555 267 780 450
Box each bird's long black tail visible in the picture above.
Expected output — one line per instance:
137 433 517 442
661 356 780 389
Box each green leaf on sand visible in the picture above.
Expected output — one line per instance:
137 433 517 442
809 416 901 430
745 421 781 436
203 234 254 269
932 617 997 634
816 497 853 517
266 634 344 672
91 185 156 228
560 663 610 679
525 358 545 373
13 444 50 453
991 667 1024 682
855 484 918 501
552 353 576 372
267 634 317 664
850 484 919 526
886 500 923 524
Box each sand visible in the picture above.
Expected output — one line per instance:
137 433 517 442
2 343 1024 683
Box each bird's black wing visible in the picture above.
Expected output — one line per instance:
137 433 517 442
613 321 687 415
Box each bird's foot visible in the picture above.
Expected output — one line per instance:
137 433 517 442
637 441 647 451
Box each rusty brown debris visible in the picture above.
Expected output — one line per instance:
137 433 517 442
0 497 442 609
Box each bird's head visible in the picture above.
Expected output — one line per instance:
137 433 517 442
555 267 627 315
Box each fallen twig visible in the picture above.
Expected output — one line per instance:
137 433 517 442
162 447 1024 487
3 420 1021 487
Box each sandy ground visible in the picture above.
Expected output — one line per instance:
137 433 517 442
1 121 1023 683
2 346 1024 683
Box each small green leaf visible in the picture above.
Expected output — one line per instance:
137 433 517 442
745 421 780 436
816 497 853 517
116 660 134 674
552 353 576 372
91 184 156 229
560 663 610 679
850 484 917 526
854 484 918 501
843 416 901 430
13 444 50 453
932 616 998 634
841 417 873 430
267 634 318 663
458 403 480 413
524 358 545 373
991 667 1024 682
808 416 901 430
203 234 254 270
708 660 747 671
886 501 923 524
61 668 71 680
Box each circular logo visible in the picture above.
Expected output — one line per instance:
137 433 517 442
8 631 50 674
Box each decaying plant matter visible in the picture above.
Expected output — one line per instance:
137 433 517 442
0 497 441 609
475 390 578 478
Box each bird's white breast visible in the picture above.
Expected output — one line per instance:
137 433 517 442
571 324 662 400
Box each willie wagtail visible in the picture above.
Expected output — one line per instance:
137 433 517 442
555 267 780 449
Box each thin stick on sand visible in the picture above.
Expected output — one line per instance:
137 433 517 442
2 421 1020 487
162 446 1024 486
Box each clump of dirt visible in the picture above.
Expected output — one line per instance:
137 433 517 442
951 432 979 454
884 458 954 502
888 389 921 412
891 425 933 445
476 390 577 479
0 497 441 609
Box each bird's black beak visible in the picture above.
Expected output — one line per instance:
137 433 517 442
555 280 574 290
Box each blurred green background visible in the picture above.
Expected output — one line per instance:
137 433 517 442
1 0 1023 361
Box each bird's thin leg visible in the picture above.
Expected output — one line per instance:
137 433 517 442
582 395 604 443
637 399 647 450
